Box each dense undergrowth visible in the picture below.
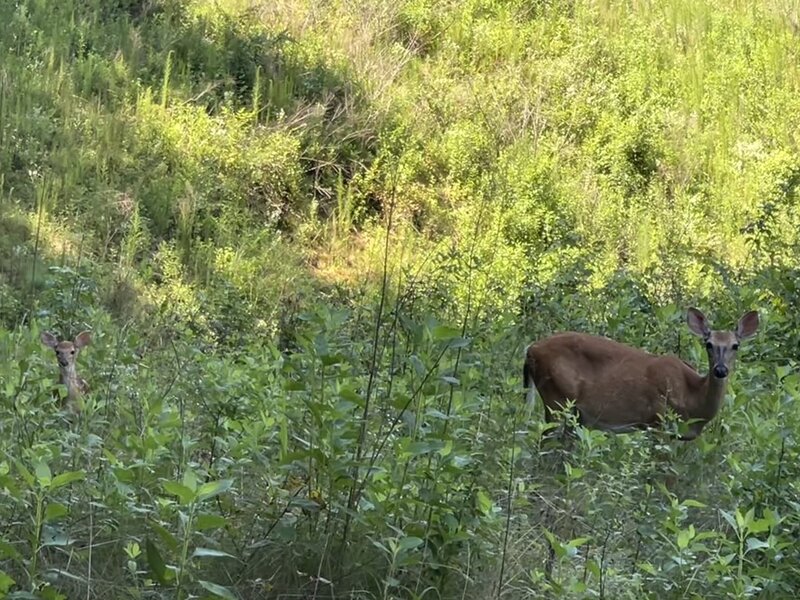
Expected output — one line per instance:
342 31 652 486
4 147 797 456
1 0 799 598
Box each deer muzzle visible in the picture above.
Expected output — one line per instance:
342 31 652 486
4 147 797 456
712 364 729 379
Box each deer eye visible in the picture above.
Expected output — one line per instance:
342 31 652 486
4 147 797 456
705 341 713 350
70 350 75 354
732 343 739 351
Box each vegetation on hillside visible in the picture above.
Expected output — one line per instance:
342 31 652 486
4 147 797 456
1 0 799 598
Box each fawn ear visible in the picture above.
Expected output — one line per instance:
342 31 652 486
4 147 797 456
686 308 711 338
41 331 58 349
74 331 92 349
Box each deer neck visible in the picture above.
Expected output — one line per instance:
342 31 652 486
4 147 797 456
697 373 728 421
59 365 83 398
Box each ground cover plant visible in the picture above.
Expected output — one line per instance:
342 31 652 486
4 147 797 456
1 0 799 598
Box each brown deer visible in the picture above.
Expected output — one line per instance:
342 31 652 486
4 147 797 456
41 330 92 412
523 308 759 440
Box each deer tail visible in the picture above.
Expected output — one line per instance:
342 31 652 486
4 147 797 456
523 347 537 408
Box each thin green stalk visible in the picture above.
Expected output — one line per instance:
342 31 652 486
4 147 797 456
339 164 399 569
29 491 45 585
175 502 197 600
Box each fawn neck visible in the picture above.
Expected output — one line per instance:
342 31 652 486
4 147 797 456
59 364 82 398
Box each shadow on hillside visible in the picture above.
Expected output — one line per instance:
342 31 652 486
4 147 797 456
0 0 382 338
0 212 42 295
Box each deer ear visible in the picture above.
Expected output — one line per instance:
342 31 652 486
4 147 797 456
41 331 58 349
74 331 92 349
686 308 710 338
736 311 759 339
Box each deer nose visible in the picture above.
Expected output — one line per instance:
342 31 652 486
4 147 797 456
713 365 729 379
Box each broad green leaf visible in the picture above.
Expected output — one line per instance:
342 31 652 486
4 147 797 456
338 385 364 405
197 479 233 502
407 441 435 456
743 508 755 529
425 408 450 420
638 562 657 575
291 497 323 512
745 537 770 553
677 530 691 550
720 510 737 531
320 353 343 366
398 536 424 552
0 570 14 593
112 466 135 483
163 482 195 505
453 454 472 468
44 503 68 522
391 393 412 410
198 579 238 600
439 440 453 457
409 355 426 377
564 465 584 479
749 517 771 534
0 541 21 560
15 461 35 488
544 532 567 559
475 489 493 515
86 433 103 448
196 514 227 530
51 470 85 490
183 469 198 493
283 380 306 391
441 375 459 385
124 541 141 559
34 462 52 488
763 508 781 527
431 325 461 340
192 547 237 559
735 509 745 529
150 522 179 552
447 337 471 349
586 559 601 578
145 539 169 585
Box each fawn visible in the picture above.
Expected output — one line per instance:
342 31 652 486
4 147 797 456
41 330 92 412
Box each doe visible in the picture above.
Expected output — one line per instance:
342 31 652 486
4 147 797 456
523 308 759 440
41 330 92 412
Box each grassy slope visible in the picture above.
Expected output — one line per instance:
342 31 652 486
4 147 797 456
1 0 799 598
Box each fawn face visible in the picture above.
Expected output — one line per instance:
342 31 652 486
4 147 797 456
41 330 92 411
41 331 92 371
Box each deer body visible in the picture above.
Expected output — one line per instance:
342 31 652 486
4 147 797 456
41 331 91 412
524 309 759 440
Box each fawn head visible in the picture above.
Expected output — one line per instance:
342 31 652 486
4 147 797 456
41 330 92 371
